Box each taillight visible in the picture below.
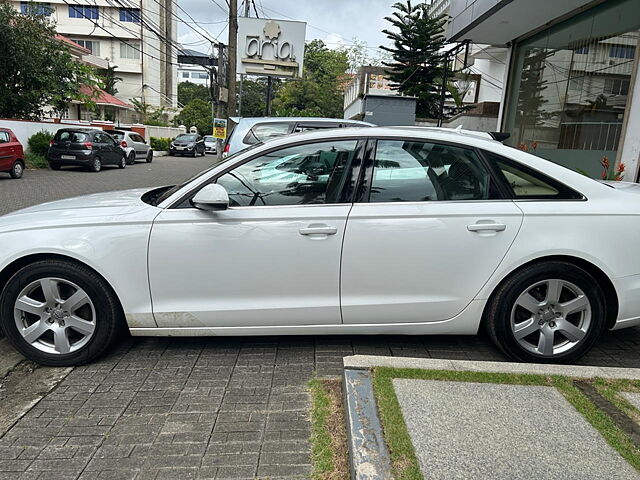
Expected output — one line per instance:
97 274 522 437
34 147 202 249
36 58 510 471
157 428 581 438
49 139 54 146
223 143 230 153
120 140 128 148
83 142 93 149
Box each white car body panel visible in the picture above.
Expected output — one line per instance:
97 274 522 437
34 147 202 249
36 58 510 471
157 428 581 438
2 127 640 341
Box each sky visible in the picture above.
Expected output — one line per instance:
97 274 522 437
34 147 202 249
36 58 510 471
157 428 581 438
177 0 399 57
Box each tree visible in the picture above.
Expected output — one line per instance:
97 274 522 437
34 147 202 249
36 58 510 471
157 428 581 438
381 1 448 118
272 40 349 118
178 81 210 106
97 64 122 96
341 38 392 74
173 99 212 135
130 98 170 126
0 1 97 119
240 77 281 117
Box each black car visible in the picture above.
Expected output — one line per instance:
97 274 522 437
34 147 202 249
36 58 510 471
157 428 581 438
169 134 206 157
48 129 126 172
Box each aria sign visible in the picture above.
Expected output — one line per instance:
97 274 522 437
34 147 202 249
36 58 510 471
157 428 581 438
237 17 306 77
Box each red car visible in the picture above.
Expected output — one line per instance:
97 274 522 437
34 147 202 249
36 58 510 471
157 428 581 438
0 128 24 179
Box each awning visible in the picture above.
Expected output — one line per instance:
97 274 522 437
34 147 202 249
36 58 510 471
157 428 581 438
78 85 133 110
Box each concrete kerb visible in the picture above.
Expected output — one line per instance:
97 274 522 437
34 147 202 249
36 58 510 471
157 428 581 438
342 355 640 480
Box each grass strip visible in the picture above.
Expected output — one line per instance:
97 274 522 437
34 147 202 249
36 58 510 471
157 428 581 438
372 367 640 479
309 378 349 480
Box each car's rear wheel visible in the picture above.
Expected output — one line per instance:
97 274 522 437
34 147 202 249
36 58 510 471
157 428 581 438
127 152 135 165
486 261 606 364
118 155 126 169
10 161 24 179
90 157 102 172
146 151 153 163
0 260 122 366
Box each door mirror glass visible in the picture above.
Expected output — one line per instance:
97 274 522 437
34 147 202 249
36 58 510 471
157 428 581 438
192 184 229 210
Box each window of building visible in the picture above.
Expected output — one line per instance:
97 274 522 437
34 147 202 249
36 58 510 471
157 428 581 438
20 2 52 16
193 73 209 80
71 39 100 56
609 44 636 59
503 0 639 178
369 140 499 202
604 77 630 95
68 5 98 19
119 8 140 23
574 45 589 54
181 72 190 78
215 140 358 206
120 42 140 59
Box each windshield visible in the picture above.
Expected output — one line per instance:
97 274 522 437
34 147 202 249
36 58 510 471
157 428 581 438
152 142 264 206
176 134 197 142
204 136 215 142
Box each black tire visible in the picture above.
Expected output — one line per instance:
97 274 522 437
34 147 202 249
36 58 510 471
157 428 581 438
50 163 61 171
90 157 102 172
191 149 197 158
118 155 126 169
127 152 136 165
146 151 153 163
485 261 606 364
10 161 24 179
0 259 123 366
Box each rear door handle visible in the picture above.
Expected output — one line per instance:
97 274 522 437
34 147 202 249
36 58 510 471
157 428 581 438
299 224 337 236
467 222 507 232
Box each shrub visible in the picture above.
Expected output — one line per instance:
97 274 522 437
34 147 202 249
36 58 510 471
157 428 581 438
150 137 171 151
24 151 48 169
28 130 54 156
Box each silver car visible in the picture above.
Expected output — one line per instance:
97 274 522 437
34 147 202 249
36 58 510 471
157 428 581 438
223 117 374 156
203 135 217 154
105 130 153 165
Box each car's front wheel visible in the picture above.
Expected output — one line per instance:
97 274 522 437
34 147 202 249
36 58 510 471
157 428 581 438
0 259 122 366
486 261 606 364
146 151 153 163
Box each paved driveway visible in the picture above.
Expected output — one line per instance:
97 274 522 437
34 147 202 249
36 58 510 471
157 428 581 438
0 158 639 479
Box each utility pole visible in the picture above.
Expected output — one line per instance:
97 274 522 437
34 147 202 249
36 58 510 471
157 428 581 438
238 0 250 116
216 42 225 160
227 0 238 118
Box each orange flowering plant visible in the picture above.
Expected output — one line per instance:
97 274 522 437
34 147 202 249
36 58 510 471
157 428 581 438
600 156 625 181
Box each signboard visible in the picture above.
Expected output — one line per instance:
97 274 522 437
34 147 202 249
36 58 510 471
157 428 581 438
213 118 227 139
237 17 306 78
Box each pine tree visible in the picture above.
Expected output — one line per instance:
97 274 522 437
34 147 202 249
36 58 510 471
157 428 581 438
381 1 448 118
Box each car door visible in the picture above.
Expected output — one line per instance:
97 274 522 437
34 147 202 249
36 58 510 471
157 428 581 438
0 130 12 171
148 138 365 328
340 138 524 324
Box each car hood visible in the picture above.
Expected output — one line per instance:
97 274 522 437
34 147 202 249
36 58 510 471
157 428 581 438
0 188 159 233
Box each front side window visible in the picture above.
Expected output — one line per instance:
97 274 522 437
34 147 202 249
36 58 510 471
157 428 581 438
369 140 498 202
243 122 292 145
216 140 358 207
68 5 98 19
119 7 140 22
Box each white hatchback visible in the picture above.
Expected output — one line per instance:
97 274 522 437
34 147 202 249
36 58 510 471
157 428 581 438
1 127 639 366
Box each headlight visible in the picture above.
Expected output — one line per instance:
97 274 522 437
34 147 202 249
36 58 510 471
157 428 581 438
170 142 176 147
187 143 195 148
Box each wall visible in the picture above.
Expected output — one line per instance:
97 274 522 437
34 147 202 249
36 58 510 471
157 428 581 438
145 125 186 142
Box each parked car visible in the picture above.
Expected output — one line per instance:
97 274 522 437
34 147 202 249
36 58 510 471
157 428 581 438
48 129 126 172
223 117 374 156
104 130 153 164
2 126 640 366
203 135 217 154
169 134 206 157
0 128 24 179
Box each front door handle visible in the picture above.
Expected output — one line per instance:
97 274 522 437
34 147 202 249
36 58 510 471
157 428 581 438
467 222 507 232
299 224 337 236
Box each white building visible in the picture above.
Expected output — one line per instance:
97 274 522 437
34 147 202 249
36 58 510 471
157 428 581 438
448 0 640 181
15 0 177 122
177 49 211 87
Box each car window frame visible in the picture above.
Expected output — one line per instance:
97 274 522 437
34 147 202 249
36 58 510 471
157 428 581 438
170 136 368 209
477 149 586 201
356 137 511 204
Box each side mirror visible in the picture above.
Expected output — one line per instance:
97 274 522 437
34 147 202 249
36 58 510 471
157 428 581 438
191 184 229 211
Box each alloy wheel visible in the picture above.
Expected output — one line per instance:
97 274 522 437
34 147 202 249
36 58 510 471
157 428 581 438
510 279 592 357
11 162 23 178
13 277 96 355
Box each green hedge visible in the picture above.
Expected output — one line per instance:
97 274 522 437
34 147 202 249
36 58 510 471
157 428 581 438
24 152 48 169
150 137 172 151
28 130 54 157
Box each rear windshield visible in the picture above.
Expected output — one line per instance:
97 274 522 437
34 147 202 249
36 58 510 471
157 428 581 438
176 134 197 141
55 131 90 143
243 122 292 145
105 131 124 140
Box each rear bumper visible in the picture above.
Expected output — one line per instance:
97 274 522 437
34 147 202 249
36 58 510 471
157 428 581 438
611 273 640 330
48 151 94 165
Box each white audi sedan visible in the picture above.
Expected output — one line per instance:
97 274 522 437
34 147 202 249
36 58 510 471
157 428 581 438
1 127 639 366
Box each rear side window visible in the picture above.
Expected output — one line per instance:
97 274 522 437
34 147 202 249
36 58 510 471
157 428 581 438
0 131 10 143
243 122 292 145
56 131 89 143
483 151 582 200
